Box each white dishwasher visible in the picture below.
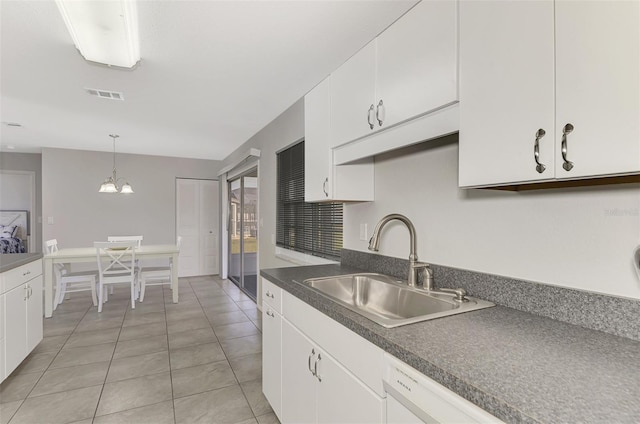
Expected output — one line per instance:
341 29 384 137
383 354 503 424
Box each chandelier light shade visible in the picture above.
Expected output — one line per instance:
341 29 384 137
99 134 134 194
55 0 140 69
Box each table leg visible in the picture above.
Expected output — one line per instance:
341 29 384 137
172 253 179 303
43 258 53 318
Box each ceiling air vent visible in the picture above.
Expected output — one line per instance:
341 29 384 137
86 88 124 101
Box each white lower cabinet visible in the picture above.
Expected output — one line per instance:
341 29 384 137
281 319 385 424
262 278 283 421
1 259 43 382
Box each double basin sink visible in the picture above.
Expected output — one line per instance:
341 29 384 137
303 273 494 328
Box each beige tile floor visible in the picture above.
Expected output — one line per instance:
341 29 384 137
0 276 280 424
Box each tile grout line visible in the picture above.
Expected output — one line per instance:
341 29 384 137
90 296 128 422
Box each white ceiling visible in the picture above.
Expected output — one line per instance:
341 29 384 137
1 0 417 160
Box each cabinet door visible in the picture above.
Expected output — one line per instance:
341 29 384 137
459 0 555 187
4 284 27 377
262 306 282 420
26 275 43 352
316 346 385 424
0 293 5 381
330 41 377 147
281 319 317 424
555 0 640 179
305 77 333 202
376 0 458 130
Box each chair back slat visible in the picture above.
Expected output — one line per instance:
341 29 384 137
94 241 137 281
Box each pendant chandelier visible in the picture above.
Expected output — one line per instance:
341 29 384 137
99 134 134 194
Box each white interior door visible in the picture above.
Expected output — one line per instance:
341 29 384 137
200 180 219 275
177 178 220 277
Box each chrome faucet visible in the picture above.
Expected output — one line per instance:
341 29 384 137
368 214 433 289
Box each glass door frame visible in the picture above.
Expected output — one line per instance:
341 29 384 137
227 166 258 300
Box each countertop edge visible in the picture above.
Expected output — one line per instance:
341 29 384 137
0 253 43 273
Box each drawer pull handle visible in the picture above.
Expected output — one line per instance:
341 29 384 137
265 291 275 299
367 104 375 130
534 128 546 173
308 348 316 375
561 123 574 171
322 177 329 197
23 271 31 276
266 310 275 318
314 353 322 382
376 99 385 127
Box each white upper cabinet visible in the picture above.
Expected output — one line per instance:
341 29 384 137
554 0 640 179
329 41 377 148
459 0 640 187
376 0 458 129
458 0 555 187
329 0 459 149
304 77 374 203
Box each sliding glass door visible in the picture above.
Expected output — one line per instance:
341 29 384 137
228 168 258 300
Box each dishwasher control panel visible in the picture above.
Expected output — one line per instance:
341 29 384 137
383 354 503 424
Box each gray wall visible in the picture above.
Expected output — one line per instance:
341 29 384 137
344 135 640 300
0 152 43 251
42 148 222 249
220 99 305 270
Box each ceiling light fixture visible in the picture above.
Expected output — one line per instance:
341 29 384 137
55 0 140 69
99 134 134 194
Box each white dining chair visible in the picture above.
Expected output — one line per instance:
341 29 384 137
139 236 181 302
107 235 143 294
45 239 98 309
95 240 138 312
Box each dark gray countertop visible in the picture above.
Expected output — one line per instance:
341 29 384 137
261 264 640 424
0 253 42 273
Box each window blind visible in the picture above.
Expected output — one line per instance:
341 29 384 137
276 141 343 260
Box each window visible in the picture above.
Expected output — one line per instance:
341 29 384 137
276 140 343 260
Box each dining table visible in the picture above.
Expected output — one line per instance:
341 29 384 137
42 243 180 317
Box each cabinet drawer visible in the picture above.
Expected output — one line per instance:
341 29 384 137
0 260 42 294
283 291 385 396
262 278 282 314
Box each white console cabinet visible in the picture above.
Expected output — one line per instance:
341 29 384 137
1 259 43 382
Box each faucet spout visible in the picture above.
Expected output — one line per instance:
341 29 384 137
368 214 424 286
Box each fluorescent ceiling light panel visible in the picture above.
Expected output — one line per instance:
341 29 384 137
55 0 140 68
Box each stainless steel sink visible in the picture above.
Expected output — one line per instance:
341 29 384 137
303 273 494 328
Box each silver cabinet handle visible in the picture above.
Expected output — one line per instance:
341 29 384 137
266 310 275 318
265 291 275 299
29 286 33 298
24 286 29 300
367 104 375 129
23 270 31 276
322 178 328 197
314 353 322 382
534 128 547 173
308 348 316 375
376 99 385 126
561 123 574 171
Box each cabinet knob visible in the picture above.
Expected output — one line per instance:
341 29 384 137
534 128 547 173
376 100 385 127
561 123 575 171
367 104 375 130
